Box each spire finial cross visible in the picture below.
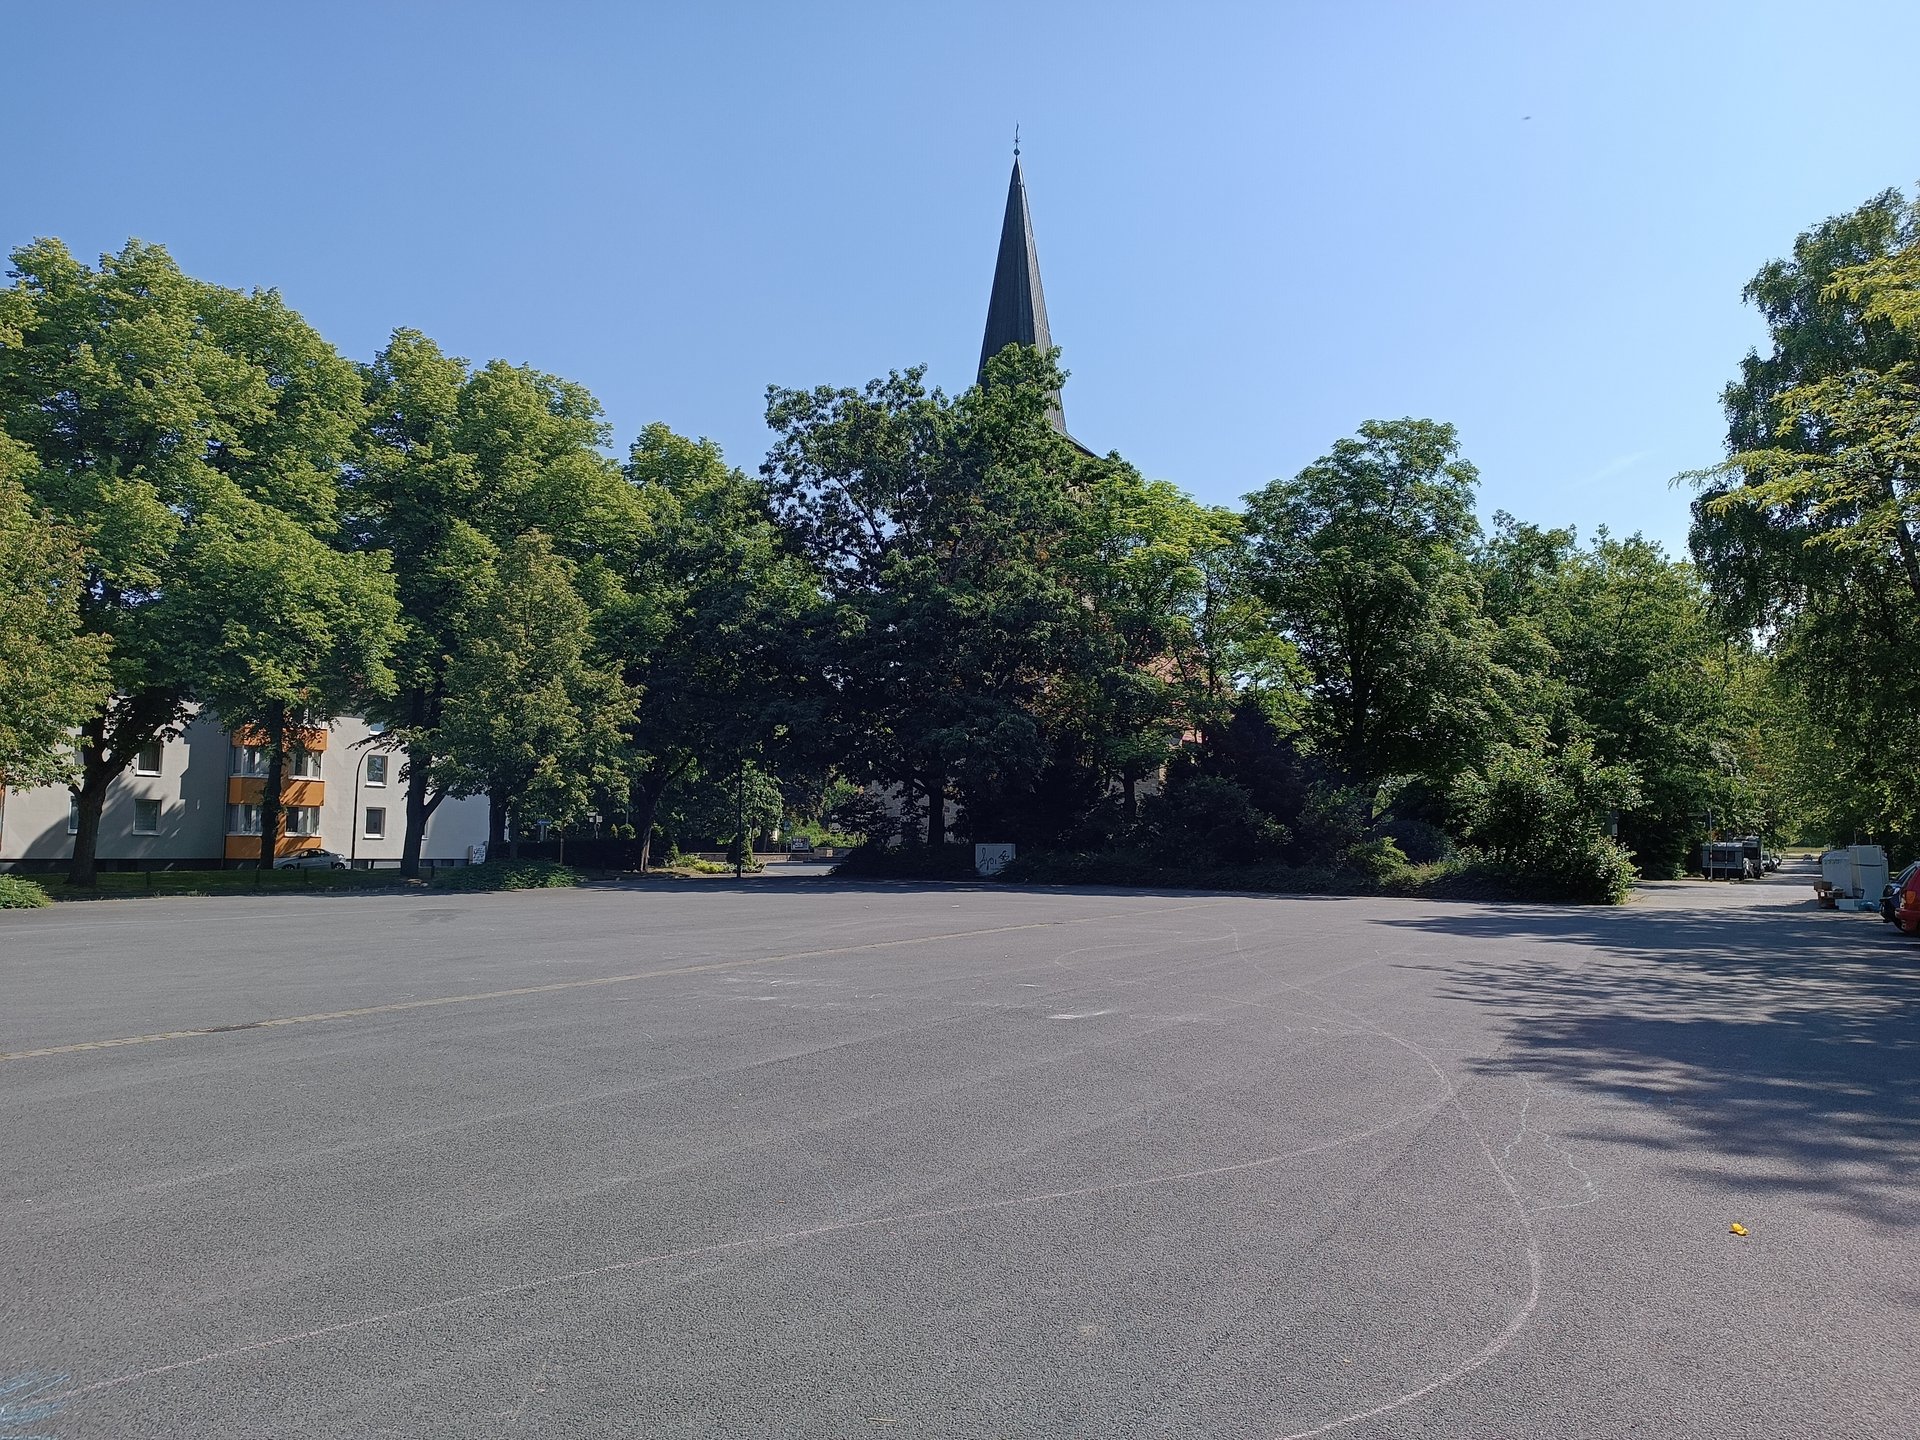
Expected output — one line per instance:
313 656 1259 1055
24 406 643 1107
1013 124 1020 157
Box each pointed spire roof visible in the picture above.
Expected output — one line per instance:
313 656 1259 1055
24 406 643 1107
978 153 1065 432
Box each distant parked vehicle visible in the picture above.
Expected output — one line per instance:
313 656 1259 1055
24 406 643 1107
273 849 349 871
1816 845 1890 910
1701 840 1757 880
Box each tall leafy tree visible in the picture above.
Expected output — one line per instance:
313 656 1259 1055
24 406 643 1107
609 423 819 870
164 494 401 867
1481 521 1745 873
1245 419 1502 786
348 330 639 874
0 434 111 787
762 348 1097 847
0 239 365 883
1064 467 1285 817
1690 187 1920 846
435 531 634 851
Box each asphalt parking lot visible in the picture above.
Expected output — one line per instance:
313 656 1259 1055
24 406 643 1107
2 871 1915 1437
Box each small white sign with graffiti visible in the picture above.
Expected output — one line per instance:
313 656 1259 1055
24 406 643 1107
974 843 1015 877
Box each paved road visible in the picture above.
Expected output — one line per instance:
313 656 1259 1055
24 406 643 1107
2 872 1914 1437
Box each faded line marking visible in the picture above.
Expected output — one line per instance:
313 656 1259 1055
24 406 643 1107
0 901 1238 1063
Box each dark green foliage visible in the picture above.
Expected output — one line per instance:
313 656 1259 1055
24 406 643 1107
762 348 1108 848
1479 518 1753 876
430 859 581 892
1244 419 1502 787
1451 741 1640 903
996 849 1531 901
1 228 1816 909
1137 774 1288 865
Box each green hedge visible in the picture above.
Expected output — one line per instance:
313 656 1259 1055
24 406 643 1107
0 873 53 908
996 848 1631 905
429 859 582 892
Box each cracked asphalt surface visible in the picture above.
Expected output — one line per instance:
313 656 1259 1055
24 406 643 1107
3 867 1915 1437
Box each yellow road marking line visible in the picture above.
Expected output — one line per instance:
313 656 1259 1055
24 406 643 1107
1 900 1237 1063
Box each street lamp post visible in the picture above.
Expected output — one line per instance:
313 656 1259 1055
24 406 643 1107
735 759 746 880
350 751 366 869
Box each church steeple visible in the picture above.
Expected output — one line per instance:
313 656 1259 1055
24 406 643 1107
978 147 1065 432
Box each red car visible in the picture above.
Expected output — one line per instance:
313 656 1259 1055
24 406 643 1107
1895 867 1920 934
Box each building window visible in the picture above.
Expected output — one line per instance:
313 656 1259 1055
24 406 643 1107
231 744 268 777
135 742 163 775
68 796 81 834
365 753 388 787
284 806 323 837
132 798 162 835
364 807 386 839
290 747 323 779
228 803 263 835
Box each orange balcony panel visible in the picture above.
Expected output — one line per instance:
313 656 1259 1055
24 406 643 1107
282 778 323 808
227 777 323 806
230 724 330 751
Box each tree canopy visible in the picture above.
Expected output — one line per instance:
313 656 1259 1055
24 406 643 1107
6 208 1893 897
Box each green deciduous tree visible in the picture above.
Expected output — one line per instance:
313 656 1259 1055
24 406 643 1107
1064 468 1289 819
349 329 640 874
0 239 366 883
608 423 819 870
1481 518 1751 875
436 531 634 852
164 494 401 867
0 434 111 787
762 348 1099 847
1689 187 1920 849
1245 419 1503 787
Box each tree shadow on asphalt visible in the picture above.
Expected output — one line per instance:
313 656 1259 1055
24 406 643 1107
1372 897 1920 1233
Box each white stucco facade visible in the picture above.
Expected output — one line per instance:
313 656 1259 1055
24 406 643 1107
0 708 488 870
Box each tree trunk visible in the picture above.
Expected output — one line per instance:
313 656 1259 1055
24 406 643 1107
488 784 509 854
256 701 288 871
400 744 443 880
68 756 111 888
925 772 946 849
632 769 671 873
66 693 179 886
1122 773 1138 825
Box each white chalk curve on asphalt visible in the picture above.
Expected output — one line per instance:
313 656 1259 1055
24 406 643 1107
50 1095 1450 1408
1196 923 1547 1440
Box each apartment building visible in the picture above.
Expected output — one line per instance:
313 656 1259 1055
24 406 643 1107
0 708 487 871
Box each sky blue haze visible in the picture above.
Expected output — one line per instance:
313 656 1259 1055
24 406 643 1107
7 1 1919 553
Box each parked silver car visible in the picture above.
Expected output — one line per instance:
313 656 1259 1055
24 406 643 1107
273 849 350 870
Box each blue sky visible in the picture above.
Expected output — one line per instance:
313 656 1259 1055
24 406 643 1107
8 1 1919 553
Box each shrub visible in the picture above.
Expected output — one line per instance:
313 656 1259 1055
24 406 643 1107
1375 815 1452 864
431 859 581 892
1137 775 1288 865
0 873 52 908
1339 835 1410 881
1451 740 1640 903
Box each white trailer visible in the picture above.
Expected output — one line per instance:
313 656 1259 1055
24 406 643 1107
1815 845 1890 910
